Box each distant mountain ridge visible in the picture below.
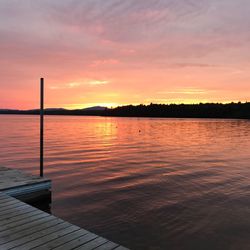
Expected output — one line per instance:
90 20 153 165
82 106 106 111
0 106 107 116
0 106 106 112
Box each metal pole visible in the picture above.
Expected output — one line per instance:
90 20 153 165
40 78 44 177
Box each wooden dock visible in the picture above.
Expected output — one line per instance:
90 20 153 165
0 166 51 202
0 167 129 250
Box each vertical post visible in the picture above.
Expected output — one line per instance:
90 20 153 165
40 78 44 177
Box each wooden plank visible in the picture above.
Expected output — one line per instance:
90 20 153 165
0 166 51 198
0 197 14 203
52 233 99 250
0 166 129 250
3 182 51 197
0 201 20 209
0 201 29 212
0 209 43 226
0 222 71 250
0 212 49 232
74 236 109 250
0 196 12 201
0 203 30 216
0 198 21 205
0 195 8 200
0 206 36 221
0 199 20 208
94 241 119 250
32 229 88 250
0 215 58 238
0 194 24 203
12 225 81 250
114 246 130 250
0 196 129 250
0 217 62 244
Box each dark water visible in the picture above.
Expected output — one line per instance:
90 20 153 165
0 115 250 250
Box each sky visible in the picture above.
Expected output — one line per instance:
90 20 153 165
0 0 250 109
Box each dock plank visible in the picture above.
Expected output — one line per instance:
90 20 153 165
0 216 58 238
0 203 30 216
0 201 26 212
10 223 77 250
94 241 119 250
32 229 88 250
0 222 71 250
0 166 51 198
0 212 49 232
0 167 129 250
0 195 129 250
74 237 109 250
13 225 81 250
114 246 130 250
52 233 99 250
0 217 62 244
0 209 43 226
0 205 36 220
0 199 20 208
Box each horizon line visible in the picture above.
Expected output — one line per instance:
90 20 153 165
1 101 249 111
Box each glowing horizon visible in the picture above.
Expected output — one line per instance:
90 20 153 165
1 1 250 110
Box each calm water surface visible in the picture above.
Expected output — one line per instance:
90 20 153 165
0 115 250 250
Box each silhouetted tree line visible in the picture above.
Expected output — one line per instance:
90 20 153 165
104 102 250 119
1 102 250 119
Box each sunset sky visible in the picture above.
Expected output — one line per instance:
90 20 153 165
1 0 250 109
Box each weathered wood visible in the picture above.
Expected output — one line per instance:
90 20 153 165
0 199 20 208
1 222 70 250
0 167 129 250
33 229 88 250
0 205 36 220
74 237 108 250
0 209 43 227
13 225 81 250
94 241 119 250
0 196 11 201
4 223 75 250
0 203 30 216
52 233 98 250
0 216 57 238
0 217 63 244
0 166 51 199
114 246 130 250
0 212 49 232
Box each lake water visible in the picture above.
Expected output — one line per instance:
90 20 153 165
0 115 250 250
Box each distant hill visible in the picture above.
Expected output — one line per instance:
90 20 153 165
0 109 17 112
0 109 22 114
0 106 107 116
44 108 66 112
82 106 106 111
